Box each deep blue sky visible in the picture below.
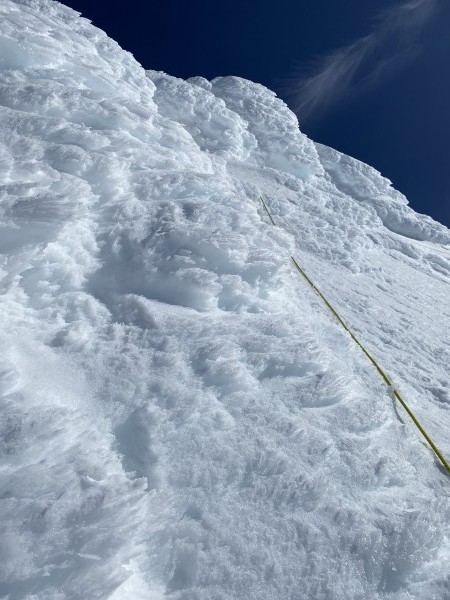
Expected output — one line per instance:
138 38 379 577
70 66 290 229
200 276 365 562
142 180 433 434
63 0 450 228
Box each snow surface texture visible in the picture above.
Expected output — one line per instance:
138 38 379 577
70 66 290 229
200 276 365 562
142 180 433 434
1 1 450 599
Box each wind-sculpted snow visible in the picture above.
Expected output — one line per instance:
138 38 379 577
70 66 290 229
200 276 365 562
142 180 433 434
1 1 450 599
316 143 450 246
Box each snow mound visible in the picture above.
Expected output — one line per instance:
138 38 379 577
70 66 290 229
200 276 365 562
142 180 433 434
1 1 449 599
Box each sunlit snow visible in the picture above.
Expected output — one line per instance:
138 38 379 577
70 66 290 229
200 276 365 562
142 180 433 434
1 1 449 599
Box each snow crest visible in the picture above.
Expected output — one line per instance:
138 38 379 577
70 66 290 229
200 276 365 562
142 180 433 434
1 1 450 599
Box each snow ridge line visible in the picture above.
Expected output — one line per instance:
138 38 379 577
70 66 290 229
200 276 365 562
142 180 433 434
259 196 450 477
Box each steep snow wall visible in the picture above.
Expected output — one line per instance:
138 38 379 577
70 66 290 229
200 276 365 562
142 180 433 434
1 1 450 599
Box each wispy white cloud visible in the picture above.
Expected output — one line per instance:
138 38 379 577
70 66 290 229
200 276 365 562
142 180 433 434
289 0 438 123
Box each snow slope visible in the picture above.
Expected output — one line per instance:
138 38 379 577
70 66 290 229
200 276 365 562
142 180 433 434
1 1 450 598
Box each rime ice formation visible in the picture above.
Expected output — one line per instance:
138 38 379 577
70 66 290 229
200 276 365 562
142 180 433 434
0 1 450 599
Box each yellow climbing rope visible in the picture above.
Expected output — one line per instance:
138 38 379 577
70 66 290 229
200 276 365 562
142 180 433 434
260 196 450 476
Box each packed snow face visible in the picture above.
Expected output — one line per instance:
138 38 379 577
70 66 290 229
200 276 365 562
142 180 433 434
1 1 450 599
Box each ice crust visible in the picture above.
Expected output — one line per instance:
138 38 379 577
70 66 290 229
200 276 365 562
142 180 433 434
0 1 450 599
